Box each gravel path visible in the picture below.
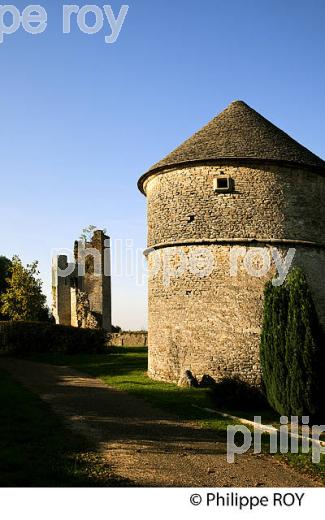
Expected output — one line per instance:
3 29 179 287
0 358 321 487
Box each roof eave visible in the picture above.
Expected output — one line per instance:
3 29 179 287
137 157 325 195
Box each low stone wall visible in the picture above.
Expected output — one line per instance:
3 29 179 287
107 332 148 347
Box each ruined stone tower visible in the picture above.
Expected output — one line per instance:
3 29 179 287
52 230 111 331
138 101 325 385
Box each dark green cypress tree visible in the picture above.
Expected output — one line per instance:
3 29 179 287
260 267 324 419
260 281 288 415
285 268 323 417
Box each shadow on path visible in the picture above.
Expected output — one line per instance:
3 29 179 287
0 357 320 488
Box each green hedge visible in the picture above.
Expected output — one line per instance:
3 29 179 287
0 321 106 355
260 267 324 419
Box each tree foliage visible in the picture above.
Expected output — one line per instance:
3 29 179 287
0 256 48 322
0 256 11 294
79 225 107 243
260 267 324 419
0 256 12 320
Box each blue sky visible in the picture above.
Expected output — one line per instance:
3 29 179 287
1 0 325 329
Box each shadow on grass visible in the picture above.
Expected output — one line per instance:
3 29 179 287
0 367 131 487
6 348 325 485
22 348 232 440
27 348 273 425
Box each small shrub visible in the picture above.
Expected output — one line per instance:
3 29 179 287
111 325 122 333
212 376 267 411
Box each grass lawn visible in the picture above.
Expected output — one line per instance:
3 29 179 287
0 367 128 486
29 347 325 484
29 347 232 432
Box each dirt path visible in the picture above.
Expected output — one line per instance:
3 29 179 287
0 358 321 487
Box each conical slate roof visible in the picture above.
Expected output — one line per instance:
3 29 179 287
138 101 325 193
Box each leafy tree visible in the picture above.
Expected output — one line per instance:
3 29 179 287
0 256 48 322
0 256 12 320
0 256 11 293
260 267 324 419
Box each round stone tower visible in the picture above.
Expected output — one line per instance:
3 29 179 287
138 101 325 385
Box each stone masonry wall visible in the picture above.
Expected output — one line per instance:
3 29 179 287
145 164 325 385
146 164 325 246
147 244 325 384
75 231 112 330
52 230 111 331
107 332 148 347
52 256 73 326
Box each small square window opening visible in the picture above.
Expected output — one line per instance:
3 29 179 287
213 176 233 193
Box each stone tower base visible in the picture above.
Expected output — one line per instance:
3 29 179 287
147 244 325 386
